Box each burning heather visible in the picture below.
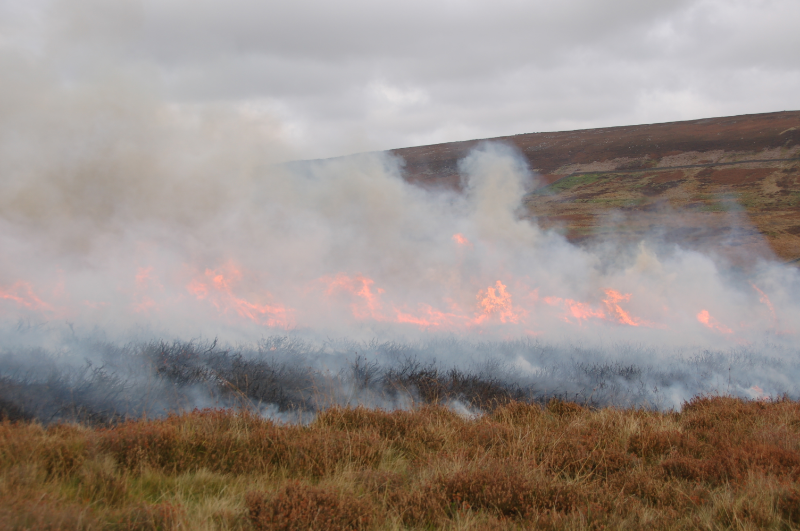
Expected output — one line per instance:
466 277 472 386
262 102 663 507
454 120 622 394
0 65 798 421
0 133 798 423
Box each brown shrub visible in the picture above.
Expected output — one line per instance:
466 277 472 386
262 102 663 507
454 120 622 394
439 466 533 517
530 483 583 514
115 502 184 530
737 442 800 477
547 436 594 476
456 420 516 458
95 419 182 472
76 457 128 506
315 406 453 458
386 481 448 526
679 395 768 437
618 469 671 506
660 456 739 485
353 469 405 494
546 432 633 479
627 430 683 459
777 487 800 525
0 497 98 530
546 399 584 418
590 450 637 478
246 482 375 531
94 410 384 477
315 407 417 437
41 437 88 478
491 401 543 426
273 428 384 477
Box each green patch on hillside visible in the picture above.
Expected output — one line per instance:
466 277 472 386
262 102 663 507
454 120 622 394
575 197 649 208
533 173 607 195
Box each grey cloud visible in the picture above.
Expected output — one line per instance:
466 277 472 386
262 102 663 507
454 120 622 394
4 0 796 157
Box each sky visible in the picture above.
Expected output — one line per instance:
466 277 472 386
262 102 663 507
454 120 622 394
2 0 799 160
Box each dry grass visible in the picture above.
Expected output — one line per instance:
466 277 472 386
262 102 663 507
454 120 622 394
2 396 800 529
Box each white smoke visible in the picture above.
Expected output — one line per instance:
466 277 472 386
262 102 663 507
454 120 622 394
1 1 799 414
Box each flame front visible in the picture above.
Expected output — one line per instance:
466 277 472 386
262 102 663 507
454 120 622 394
452 233 473 248
477 281 522 324
696 309 733 334
187 263 293 328
0 226 790 343
0 281 54 312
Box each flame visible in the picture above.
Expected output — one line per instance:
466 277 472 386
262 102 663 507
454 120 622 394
477 280 522 324
0 230 779 339
544 288 647 327
452 233 473 248
320 273 386 321
602 289 641 326
0 281 54 312
749 385 769 402
696 309 733 334
394 304 466 329
187 262 292 328
544 296 605 323
751 283 779 328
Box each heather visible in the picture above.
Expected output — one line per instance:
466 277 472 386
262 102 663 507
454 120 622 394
2 396 800 529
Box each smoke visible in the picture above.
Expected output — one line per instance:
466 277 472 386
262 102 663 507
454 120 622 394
1 3 799 420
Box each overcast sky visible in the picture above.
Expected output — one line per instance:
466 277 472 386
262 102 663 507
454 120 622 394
2 0 799 160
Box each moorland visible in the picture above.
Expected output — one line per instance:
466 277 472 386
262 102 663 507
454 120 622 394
3 111 800 530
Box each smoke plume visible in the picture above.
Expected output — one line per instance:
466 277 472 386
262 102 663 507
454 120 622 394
1 4 799 420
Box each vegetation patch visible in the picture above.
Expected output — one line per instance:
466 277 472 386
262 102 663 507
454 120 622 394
3 396 800 529
533 173 607 195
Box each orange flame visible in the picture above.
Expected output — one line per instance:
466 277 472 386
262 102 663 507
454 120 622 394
751 283 779 328
749 385 769 402
477 281 522 324
187 262 292 328
394 304 466 329
0 281 54 312
696 309 733 334
544 296 605 323
321 273 386 321
544 289 650 327
602 289 641 326
452 233 473 248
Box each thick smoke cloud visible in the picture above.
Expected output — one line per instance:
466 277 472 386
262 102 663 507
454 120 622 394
1 0 799 419
1 70 798 411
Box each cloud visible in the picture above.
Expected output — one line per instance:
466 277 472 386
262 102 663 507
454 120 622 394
3 0 797 158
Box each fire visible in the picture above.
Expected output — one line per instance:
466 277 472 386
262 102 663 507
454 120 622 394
751 283 779 328
394 304 466 329
544 289 647 327
545 296 604 323
477 280 522 324
0 233 780 340
696 309 733 334
602 289 641 327
749 385 769 402
452 233 473 248
320 273 386 321
0 281 54 312
187 262 292 328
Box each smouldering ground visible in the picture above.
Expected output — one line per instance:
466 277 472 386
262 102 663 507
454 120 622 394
3 397 800 530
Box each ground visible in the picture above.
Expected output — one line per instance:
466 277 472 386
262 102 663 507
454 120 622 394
393 111 800 265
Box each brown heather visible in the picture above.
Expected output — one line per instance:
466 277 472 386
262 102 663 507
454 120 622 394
3 396 800 529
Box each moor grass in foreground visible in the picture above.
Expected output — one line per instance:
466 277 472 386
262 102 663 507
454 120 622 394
2 397 800 530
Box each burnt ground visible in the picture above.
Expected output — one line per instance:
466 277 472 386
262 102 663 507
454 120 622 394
391 110 800 265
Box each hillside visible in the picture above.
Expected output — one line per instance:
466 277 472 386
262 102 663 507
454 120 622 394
392 111 800 264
